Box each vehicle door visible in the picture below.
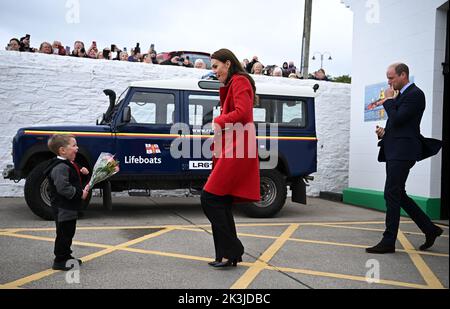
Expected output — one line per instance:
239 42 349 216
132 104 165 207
114 88 181 175
181 91 220 176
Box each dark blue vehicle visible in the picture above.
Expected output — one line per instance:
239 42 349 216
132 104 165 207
3 79 318 220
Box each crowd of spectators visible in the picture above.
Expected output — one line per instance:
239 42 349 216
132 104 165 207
242 55 330 81
5 34 332 81
5 35 164 65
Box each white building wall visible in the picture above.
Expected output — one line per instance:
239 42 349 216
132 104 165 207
0 51 350 197
343 0 446 198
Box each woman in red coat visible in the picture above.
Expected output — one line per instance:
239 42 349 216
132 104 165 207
201 48 260 268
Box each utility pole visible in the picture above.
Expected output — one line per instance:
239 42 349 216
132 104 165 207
301 0 312 79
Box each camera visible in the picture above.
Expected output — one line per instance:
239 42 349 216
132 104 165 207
80 47 85 54
177 57 185 65
103 49 111 59
135 43 140 54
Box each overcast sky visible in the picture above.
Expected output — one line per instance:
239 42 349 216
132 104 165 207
0 0 353 76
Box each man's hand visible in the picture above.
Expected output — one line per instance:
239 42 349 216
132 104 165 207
384 87 396 99
375 87 397 107
80 167 89 175
376 125 385 139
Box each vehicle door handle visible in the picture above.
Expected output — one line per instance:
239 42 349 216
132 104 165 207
163 144 171 150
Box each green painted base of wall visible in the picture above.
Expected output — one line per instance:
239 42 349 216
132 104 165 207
343 188 442 220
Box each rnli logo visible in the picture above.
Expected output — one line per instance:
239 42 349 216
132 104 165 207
145 144 161 155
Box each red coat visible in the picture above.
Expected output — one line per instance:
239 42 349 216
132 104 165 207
204 74 260 203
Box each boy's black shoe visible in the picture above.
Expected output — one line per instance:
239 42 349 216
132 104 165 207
52 258 82 271
419 227 444 251
69 257 83 265
52 261 75 271
365 242 395 254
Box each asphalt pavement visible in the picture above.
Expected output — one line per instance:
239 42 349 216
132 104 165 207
0 196 448 289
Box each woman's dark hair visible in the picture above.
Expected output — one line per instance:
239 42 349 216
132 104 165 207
211 48 258 106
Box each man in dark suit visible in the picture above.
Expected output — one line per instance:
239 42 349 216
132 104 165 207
366 63 443 254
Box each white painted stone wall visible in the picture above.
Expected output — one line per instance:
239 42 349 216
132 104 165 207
0 51 350 197
343 0 446 198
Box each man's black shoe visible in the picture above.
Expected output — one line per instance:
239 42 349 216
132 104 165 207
365 243 395 254
419 227 443 251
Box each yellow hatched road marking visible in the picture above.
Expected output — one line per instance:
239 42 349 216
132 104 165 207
0 223 290 233
397 230 444 289
4 228 447 258
0 269 60 289
176 227 449 258
0 227 175 289
0 232 111 249
1 223 448 289
10 239 421 289
230 224 300 289
319 224 449 238
0 231 255 267
266 266 431 289
76 227 175 264
0 220 417 233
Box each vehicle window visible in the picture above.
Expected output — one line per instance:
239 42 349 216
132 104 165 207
128 92 175 125
256 97 306 127
188 94 220 126
253 108 267 122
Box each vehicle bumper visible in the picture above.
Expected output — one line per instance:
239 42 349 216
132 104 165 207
2 165 20 180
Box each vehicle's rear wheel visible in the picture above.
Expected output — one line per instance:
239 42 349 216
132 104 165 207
24 160 91 220
241 169 287 218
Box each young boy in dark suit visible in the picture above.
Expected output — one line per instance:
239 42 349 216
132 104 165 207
45 134 90 271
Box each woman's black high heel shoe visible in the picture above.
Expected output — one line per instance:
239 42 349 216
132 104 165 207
213 257 242 268
208 258 222 266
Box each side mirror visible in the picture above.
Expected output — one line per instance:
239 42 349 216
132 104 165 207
122 107 131 123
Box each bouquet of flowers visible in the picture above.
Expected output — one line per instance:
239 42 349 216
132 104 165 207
88 152 120 188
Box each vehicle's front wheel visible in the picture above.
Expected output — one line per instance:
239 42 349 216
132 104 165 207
241 169 287 218
24 161 91 220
